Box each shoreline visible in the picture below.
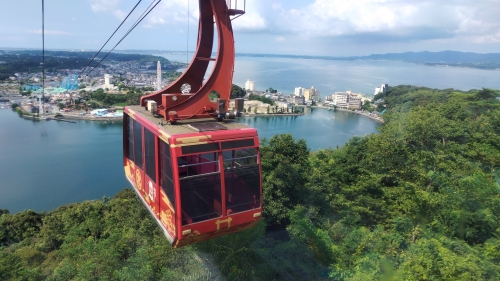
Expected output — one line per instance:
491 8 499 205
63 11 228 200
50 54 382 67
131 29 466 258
311 106 385 123
241 113 304 117
16 105 382 123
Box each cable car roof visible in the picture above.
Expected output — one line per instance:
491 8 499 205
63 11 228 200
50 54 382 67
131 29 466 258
127 105 252 136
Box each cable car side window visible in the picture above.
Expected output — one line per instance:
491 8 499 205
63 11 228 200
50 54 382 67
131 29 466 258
223 148 261 214
178 152 222 225
160 141 175 210
144 129 156 182
126 116 134 162
133 119 143 167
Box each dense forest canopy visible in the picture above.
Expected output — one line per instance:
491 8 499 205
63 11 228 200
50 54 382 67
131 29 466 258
1 86 500 280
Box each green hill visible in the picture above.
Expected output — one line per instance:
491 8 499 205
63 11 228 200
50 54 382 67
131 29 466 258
1 86 500 280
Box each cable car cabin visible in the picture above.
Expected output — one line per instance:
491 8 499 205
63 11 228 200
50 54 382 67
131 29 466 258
123 105 262 248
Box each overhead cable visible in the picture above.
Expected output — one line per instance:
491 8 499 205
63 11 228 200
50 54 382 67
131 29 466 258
78 0 143 78
84 0 162 77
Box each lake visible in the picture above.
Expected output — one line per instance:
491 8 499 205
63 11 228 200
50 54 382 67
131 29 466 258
3 54 498 213
159 53 500 95
0 107 380 213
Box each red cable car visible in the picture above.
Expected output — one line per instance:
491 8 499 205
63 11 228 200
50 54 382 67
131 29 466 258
123 0 261 248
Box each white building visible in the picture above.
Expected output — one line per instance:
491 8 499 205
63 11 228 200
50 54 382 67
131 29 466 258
374 83 388 96
104 74 112 87
245 79 256 91
332 92 349 108
294 87 304 96
332 90 362 109
156 61 162 91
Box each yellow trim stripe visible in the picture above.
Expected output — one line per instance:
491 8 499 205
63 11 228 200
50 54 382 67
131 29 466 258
170 141 209 148
128 109 136 120
176 136 212 144
158 130 171 144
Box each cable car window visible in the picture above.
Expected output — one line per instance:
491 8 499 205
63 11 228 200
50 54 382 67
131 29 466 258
222 148 258 169
144 129 156 182
178 152 220 178
223 148 261 214
179 152 221 225
126 116 134 162
160 141 175 210
181 143 220 155
133 119 143 167
221 139 255 150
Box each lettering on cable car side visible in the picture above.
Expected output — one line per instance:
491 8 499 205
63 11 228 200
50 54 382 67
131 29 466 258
135 169 143 192
148 181 156 203
160 191 176 237
124 159 136 186
160 209 176 237
215 217 232 231
124 158 144 193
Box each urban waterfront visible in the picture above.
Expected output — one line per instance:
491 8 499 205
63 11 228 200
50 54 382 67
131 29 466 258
0 108 380 213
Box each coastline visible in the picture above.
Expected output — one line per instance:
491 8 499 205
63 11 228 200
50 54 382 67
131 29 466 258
19 113 122 122
16 105 382 123
311 106 385 123
241 113 304 117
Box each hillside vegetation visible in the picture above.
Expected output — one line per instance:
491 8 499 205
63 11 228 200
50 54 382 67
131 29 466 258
1 86 500 280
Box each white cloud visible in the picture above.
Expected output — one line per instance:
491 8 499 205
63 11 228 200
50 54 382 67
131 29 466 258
232 12 267 31
240 0 500 44
88 0 138 21
88 0 120 13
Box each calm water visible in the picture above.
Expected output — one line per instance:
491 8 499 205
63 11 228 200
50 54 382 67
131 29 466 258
0 110 128 213
0 108 379 213
239 107 380 150
3 54 498 213
159 53 500 95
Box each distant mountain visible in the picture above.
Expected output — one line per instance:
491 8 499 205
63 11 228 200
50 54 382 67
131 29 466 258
356 51 500 69
237 51 500 70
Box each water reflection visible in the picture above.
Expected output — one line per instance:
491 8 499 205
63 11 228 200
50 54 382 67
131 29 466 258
238 108 380 150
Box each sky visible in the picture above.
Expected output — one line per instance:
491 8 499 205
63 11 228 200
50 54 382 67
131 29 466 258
1 0 500 56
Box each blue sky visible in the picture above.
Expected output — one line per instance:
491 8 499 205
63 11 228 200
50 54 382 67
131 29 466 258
1 0 500 56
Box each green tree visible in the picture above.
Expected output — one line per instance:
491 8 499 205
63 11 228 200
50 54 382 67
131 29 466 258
231 84 246 99
260 134 310 230
267 87 277 93
361 100 373 111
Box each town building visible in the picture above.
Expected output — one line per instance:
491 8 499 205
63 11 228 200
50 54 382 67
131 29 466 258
245 79 256 91
332 92 349 108
293 95 305 105
332 90 362 110
348 95 362 110
294 87 304 96
374 83 388 96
